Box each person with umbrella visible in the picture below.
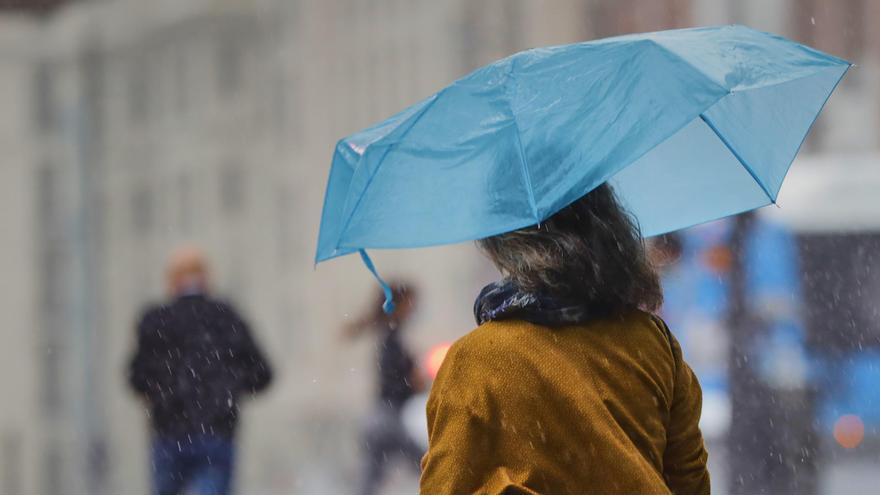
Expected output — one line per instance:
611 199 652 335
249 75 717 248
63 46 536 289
314 26 850 494
420 183 709 493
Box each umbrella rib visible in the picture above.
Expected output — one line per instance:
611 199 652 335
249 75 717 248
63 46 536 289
699 113 776 204
333 94 442 249
506 70 539 222
512 118 539 221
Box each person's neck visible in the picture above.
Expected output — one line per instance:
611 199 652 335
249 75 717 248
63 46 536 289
175 282 206 298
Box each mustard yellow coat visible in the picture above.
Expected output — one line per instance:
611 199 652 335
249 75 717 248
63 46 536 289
420 311 709 495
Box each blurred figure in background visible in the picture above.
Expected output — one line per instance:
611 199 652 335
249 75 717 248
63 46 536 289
657 214 815 495
345 282 425 495
128 246 273 495
725 212 815 495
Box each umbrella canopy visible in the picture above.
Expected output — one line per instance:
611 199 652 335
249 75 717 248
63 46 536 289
316 25 849 268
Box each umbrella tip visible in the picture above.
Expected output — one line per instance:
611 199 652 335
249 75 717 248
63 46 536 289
358 249 397 314
382 298 396 314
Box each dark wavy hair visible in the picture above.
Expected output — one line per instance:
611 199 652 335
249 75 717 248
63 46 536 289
477 183 663 314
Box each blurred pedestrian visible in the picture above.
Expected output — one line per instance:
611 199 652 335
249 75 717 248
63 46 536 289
420 184 710 494
725 213 816 495
345 282 425 495
128 246 273 495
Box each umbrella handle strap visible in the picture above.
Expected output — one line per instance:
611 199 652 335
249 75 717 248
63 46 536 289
359 249 395 314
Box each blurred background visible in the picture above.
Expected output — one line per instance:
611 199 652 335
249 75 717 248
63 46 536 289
0 0 877 494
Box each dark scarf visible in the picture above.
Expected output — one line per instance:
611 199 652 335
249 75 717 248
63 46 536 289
473 280 593 327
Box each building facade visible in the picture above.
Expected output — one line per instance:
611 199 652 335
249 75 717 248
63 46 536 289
0 0 876 494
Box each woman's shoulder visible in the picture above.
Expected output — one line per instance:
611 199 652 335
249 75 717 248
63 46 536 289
436 321 539 380
449 320 540 358
430 322 545 412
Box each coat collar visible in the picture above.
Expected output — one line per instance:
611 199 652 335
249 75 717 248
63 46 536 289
473 280 593 327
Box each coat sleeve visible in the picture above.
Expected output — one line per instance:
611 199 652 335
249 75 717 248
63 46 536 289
226 306 273 394
420 342 493 494
662 326 711 495
419 340 538 495
127 308 161 396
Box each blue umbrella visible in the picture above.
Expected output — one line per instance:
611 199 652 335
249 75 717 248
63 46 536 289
316 25 849 309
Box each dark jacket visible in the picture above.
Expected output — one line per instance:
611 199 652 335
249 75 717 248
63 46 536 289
377 327 416 409
128 294 272 438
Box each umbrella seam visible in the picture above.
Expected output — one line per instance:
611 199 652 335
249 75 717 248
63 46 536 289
648 39 730 92
314 140 357 264
699 113 775 204
506 69 540 222
512 114 539 221
651 38 849 92
332 93 442 251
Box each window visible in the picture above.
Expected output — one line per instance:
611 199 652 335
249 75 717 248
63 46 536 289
174 43 189 115
37 163 59 233
131 184 154 234
128 56 149 124
226 259 248 304
40 326 63 416
216 30 243 95
219 160 246 215
1 431 21 495
178 173 193 233
33 61 55 132
39 248 65 417
271 71 289 137
36 160 65 418
276 185 294 263
39 247 64 312
43 445 63 495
